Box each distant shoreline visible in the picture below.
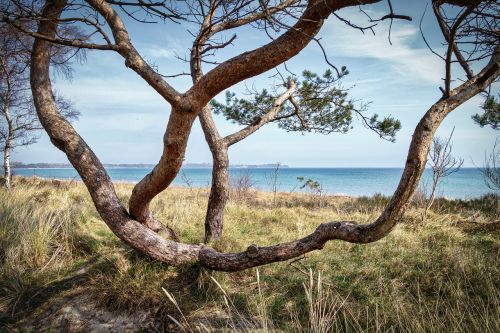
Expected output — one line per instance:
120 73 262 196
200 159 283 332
12 167 492 199
11 163 290 169
12 165 482 170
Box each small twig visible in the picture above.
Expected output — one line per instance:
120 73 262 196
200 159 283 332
161 72 191 78
368 0 412 45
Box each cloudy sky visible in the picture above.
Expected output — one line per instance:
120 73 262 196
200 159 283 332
15 0 498 167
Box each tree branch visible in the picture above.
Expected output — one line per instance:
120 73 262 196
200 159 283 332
86 0 183 107
189 0 382 106
198 50 499 271
224 80 297 146
1 16 117 51
30 0 197 265
432 2 474 79
210 0 299 34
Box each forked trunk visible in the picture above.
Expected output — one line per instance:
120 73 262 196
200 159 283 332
30 0 201 266
199 83 297 242
128 105 197 240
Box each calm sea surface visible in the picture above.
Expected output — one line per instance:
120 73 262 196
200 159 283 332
13 167 493 199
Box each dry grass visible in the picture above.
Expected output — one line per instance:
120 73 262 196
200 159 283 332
0 176 499 332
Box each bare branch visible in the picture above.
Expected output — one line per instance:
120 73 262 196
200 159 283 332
200 34 237 55
479 137 500 191
86 0 183 106
189 0 382 105
1 16 117 51
423 127 464 219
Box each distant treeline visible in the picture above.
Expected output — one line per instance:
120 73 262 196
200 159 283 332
12 162 288 169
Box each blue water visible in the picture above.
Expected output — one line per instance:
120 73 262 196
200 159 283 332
12 167 494 199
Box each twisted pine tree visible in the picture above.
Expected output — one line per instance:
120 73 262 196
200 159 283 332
1 0 496 271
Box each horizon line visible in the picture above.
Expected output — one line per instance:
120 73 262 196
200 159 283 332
11 162 481 169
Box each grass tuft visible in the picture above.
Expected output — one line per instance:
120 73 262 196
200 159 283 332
0 177 498 332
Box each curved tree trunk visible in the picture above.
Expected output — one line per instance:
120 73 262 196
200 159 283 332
128 106 198 226
199 107 229 243
205 150 229 243
127 105 196 241
68 0 373 245
204 145 229 242
30 0 200 265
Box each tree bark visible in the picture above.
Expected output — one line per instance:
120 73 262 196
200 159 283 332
30 0 201 266
31 0 375 233
127 106 197 230
3 137 11 188
2 103 13 188
0 56 13 188
189 0 381 105
200 84 296 242
199 107 229 243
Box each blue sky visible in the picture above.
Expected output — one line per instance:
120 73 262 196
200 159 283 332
15 1 498 167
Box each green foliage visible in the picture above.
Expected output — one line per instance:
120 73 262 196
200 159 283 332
368 114 402 141
297 176 322 192
472 95 500 130
211 69 401 141
279 70 354 135
210 89 276 125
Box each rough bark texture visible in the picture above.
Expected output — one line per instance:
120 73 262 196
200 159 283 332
200 83 296 242
85 0 182 106
84 0 188 230
30 0 200 266
128 107 197 227
88 0 378 235
199 107 229 243
189 0 380 105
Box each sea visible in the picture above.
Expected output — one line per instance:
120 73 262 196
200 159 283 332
12 166 495 199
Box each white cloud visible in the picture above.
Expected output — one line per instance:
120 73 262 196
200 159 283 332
324 9 444 84
143 46 177 59
55 77 167 113
76 112 167 133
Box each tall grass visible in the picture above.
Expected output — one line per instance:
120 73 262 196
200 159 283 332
0 182 83 318
0 177 498 332
163 268 499 333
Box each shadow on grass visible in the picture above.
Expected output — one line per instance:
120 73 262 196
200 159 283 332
0 257 105 328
